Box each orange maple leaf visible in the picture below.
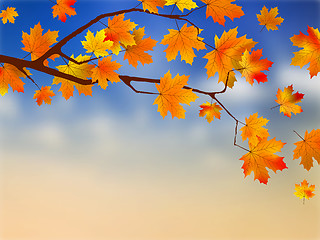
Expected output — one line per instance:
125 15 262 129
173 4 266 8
139 0 166 13
240 137 287 184
294 179 316 201
91 56 122 90
104 14 137 55
293 129 320 171
160 23 206 65
240 113 269 146
203 27 257 88
0 64 29 96
33 86 55 106
239 49 273 85
275 85 304 118
199 102 222 123
290 26 320 78
0 7 18 24
21 22 59 66
53 54 94 100
153 71 198 119
52 0 76 22
201 0 244 26
124 27 157 68
257 6 283 31
165 0 197 13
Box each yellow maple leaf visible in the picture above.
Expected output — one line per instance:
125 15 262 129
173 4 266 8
160 23 206 65
33 86 55 106
124 27 157 68
165 0 197 12
153 71 198 119
201 0 244 26
294 179 316 201
293 129 320 171
104 14 137 55
0 7 18 24
275 85 304 118
203 27 257 88
257 6 283 31
139 0 166 13
21 22 59 66
81 29 113 58
91 56 122 90
53 54 94 100
0 64 29 96
199 102 222 123
52 0 77 22
240 113 269 146
290 26 320 78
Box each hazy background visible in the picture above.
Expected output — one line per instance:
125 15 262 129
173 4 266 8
0 0 319 239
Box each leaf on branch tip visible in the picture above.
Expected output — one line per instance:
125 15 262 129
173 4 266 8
257 6 283 31
0 64 29 96
52 0 77 22
0 7 18 24
81 29 113 58
199 102 222 123
275 85 304 118
33 86 55 106
153 71 198 119
165 0 197 13
139 0 166 13
294 179 315 201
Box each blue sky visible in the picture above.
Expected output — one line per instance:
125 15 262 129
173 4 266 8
0 0 320 239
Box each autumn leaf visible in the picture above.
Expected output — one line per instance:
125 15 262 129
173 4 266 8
52 0 76 22
239 49 273 85
53 54 94 100
0 64 29 96
293 129 320 171
33 86 55 106
165 0 197 13
203 27 257 88
153 71 198 119
21 22 59 66
240 113 269 146
240 137 287 184
104 14 138 55
91 56 122 90
290 26 320 78
199 102 222 123
160 23 206 65
294 179 316 201
275 85 304 118
139 0 166 13
0 7 18 24
124 27 157 68
257 6 283 31
81 29 113 58
201 0 244 26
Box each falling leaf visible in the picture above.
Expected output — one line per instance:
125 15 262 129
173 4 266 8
161 23 206 65
153 70 198 119
294 179 315 201
240 113 269 146
203 27 257 88
81 29 113 58
21 22 59 66
139 0 166 13
0 64 29 96
239 49 273 85
199 102 222 123
33 86 55 106
52 0 76 22
257 6 283 31
53 54 94 100
91 56 122 90
275 85 304 118
240 137 287 184
201 0 244 26
293 129 320 171
124 27 157 68
104 14 138 55
290 26 320 78
165 0 197 13
0 7 18 24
